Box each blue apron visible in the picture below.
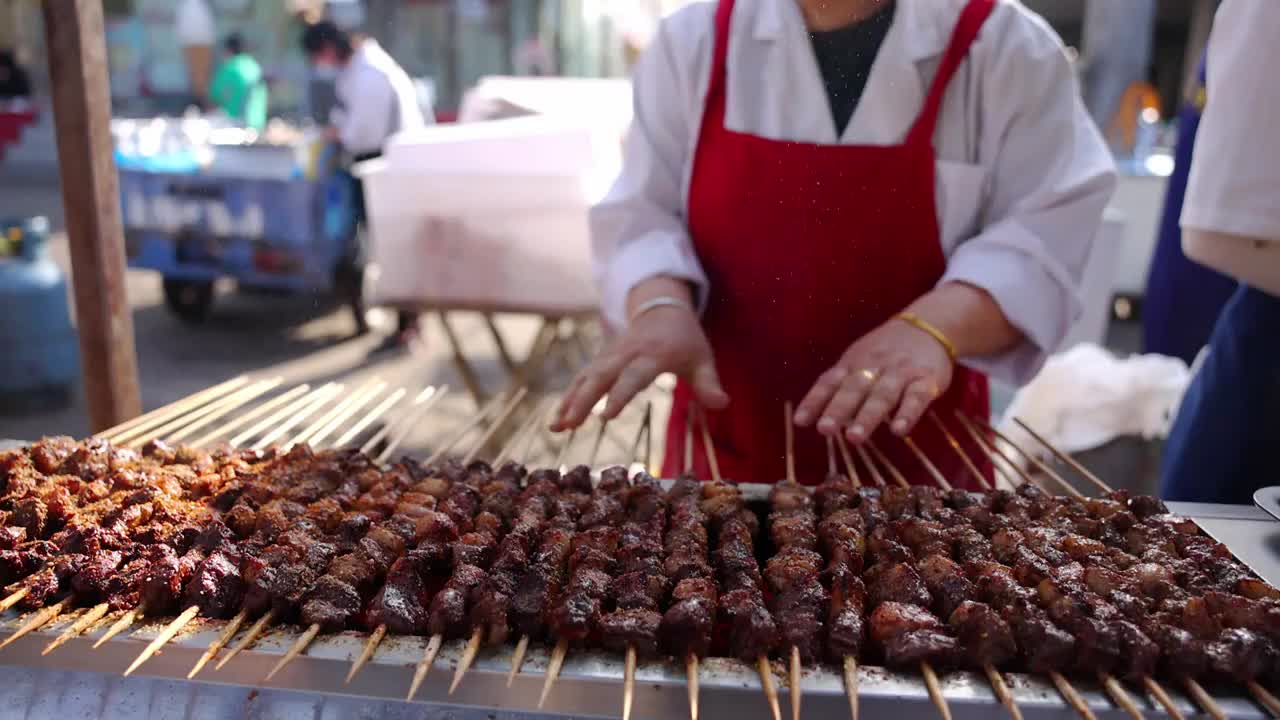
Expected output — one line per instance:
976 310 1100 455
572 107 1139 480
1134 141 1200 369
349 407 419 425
1141 55 1237 366
1160 285 1280 504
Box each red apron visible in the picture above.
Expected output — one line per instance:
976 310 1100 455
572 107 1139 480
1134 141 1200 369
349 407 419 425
663 0 996 487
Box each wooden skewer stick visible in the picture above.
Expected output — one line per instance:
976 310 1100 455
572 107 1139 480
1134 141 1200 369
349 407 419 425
0 596 72 649
99 375 250 443
333 387 407 448
407 633 444 701
783 403 796 484
0 586 30 612
345 623 386 685
264 622 321 681
461 388 529 465
827 436 837 476
1010 417 1113 494
623 644 637 720
506 635 530 688
683 402 696 475
538 637 569 708
984 665 1022 720
836 435 862 488
1050 671 1098 720
286 378 385 451
190 384 312 448
1248 680 1280 718
420 392 509 468
865 441 910 489
131 378 283 448
921 661 953 720
123 604 199 676
843 656 859 720
450 628 484 695
949 412 1021 488
214 608 275 670
688 654 701 720
902 436 952 491
926 410 991 489
758 655 783 720
1098 672 1144 720
853 443 887 487
252 384 345 451
43 601 110 655
187 608 247 679
166 378 287 444
376 385 452 463
790 644 803 720
1142 675 1185 720
964 414 1084 498
1183 677 1227 720
306 381 388 449
93 604 145 648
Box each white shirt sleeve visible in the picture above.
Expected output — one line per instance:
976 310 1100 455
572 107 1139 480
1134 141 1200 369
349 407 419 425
589 10 711 330
940 11 1117 384
1181 0 1280 242
335 67 396 156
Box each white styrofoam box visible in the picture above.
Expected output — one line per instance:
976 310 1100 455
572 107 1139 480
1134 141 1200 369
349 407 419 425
458 76 633 134
381 115 598 177
353 159 603 218
362 201 598 314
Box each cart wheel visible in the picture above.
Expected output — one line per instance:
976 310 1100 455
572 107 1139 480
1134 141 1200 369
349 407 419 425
334 260 369 336
162 278 214 324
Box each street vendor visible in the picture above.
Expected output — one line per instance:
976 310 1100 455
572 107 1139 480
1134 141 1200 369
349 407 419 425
552 0 1115 486
301 20 426 346
1161 0 1280 505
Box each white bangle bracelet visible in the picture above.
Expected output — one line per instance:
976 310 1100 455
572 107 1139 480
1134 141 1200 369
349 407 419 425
629 296 694 323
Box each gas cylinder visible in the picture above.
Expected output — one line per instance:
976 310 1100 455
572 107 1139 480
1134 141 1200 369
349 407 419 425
0 216 79 411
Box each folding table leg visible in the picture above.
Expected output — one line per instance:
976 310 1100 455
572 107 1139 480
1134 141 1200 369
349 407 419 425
437 311 489 408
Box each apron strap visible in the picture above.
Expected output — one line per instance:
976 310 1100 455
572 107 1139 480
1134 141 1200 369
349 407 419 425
906 0 996 146
701 0 738 133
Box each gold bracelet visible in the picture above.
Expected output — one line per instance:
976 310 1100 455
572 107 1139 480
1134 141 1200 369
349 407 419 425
894 311 957 361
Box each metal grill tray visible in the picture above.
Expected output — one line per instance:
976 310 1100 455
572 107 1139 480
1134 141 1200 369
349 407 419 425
0 481 1274 718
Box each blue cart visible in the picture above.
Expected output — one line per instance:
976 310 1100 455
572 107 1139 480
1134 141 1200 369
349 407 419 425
117 144 366 331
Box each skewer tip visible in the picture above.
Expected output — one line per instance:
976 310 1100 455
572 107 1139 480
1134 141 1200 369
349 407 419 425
790 646 802 720
623 645 637 720
757 655 782 720
687 654 700 720
843 656 859 720
538 638 569 709
215 608 274 671
188 608 247 679
1098 672 1143 720
345 624 386 685
507 634 530 688
264 622 319 682
42 602 110 657
124 605 199 677
449 628 484 695
1141 676 1184 720
983 664 1022 720
407 633 443 701
920 662 952 720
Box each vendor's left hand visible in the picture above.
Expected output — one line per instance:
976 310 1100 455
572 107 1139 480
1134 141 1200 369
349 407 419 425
794 317 953 442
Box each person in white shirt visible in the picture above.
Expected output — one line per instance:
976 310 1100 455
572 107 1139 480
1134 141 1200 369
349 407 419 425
176 0 216 107
551 0 1115 488
1160 0 1280 504
301 20 426 345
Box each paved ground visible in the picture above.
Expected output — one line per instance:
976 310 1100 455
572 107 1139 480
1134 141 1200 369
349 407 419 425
0 122 665 468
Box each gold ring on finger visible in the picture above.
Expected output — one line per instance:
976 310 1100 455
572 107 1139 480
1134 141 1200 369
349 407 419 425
859 368 879 383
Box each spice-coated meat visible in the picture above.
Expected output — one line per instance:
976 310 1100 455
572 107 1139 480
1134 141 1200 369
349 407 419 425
868 562 931 609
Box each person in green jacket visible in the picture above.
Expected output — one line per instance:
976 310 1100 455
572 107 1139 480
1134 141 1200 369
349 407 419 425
209 34 267 130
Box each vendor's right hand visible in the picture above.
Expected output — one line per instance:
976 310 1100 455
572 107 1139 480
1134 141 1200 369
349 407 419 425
552 304 728 431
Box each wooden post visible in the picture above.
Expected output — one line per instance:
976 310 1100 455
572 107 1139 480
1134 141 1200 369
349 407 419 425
41 0 142 431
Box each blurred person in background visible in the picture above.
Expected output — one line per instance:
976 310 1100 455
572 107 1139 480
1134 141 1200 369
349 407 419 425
177 0 216 109
1079 0 1156 138
209 34 267 131
553 0 1115 486
0 50 31 102
1161 0 1280 505
1142 52 1236 366
302 20 426 348
1104 68 1161 156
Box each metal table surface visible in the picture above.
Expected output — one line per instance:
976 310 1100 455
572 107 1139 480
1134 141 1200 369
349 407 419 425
0 441 1275 719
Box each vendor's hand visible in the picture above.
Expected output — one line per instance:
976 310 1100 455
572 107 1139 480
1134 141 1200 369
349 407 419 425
552 305 728 431
794 317 953 442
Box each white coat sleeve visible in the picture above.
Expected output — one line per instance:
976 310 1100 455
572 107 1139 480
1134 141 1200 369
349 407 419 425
337 69 395 155
941 14 1117 385
589 13 710 331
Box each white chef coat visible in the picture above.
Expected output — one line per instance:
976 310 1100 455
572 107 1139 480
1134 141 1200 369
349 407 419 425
175 0 216 47
333 39 426 156
1182 0 1280 244
591 0 1116 385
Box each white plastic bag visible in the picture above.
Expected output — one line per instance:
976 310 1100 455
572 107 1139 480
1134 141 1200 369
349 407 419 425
996 343 1191 457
